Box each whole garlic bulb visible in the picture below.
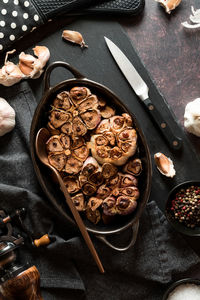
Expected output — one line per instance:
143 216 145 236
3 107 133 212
0 97 15 136
184 98 200 137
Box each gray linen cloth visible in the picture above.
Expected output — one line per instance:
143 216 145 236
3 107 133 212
0 81 199 300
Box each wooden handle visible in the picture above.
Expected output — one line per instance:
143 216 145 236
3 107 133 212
58 176 105 274
0 266 43 300
143 98 182 150
34 234 51 247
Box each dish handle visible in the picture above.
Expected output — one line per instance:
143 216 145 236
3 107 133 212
95 221 139 252
44 61 85 92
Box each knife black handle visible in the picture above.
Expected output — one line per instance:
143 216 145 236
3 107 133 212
143 98 182 150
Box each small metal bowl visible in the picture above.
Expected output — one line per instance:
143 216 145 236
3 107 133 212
162 278 200 300
165 180 200 237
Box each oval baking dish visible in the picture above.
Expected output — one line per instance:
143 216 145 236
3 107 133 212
30 61 152 251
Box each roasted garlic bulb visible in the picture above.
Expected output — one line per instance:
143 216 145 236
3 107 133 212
45 86 142 225
89 114 137 166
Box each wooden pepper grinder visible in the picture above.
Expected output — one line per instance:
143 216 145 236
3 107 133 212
0 240 43 300
0 209 50 300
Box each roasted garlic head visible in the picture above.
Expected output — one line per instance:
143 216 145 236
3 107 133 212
45 86 142 225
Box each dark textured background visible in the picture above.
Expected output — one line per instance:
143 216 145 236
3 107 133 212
120 0 200 154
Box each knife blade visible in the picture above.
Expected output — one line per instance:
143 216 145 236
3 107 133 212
104 36 182 150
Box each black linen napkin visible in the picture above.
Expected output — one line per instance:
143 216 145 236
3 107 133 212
0 81 200 300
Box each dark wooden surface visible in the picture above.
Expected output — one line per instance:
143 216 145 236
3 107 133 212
120 0 200 154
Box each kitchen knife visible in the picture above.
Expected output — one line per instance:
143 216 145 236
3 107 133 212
104 37 182 150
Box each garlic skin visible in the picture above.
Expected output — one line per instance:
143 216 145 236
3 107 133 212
62 30 88 48
155 0 182 14
0 98 15 136
182 7 200 29
184 98 200 137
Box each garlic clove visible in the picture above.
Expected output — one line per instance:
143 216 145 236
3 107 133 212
0 98 16 136
71 193 86 211
18 52 37 75
155 0 182 14
28 46 50 79
95 119 111 134
0 63 24 87
0 46 50 86
63 175 80 194
100 106 116 119
82 156 99 177
33 46 50 68
62 30 88 48
0 50 25 87
154 152 176 178
70 86 91 105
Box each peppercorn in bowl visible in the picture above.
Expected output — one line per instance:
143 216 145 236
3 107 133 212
165 180 200 236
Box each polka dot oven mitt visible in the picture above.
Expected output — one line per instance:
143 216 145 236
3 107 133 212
0 0 43 53
0 0 100 54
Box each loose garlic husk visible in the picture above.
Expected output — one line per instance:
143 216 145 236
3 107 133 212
182 7 200 29
155 0 182 14
0 97 15 136
62 30 88 48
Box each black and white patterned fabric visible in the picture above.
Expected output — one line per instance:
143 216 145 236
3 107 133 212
0 0 144 53
0 0 102 54
0 0 43 53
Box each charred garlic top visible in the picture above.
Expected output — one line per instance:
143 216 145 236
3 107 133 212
45 86 142 224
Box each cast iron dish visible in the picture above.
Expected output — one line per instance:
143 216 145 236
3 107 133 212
30 61 152 251
165 180 200 237
162 278 200 300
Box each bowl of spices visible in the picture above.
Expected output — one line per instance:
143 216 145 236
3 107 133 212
165 180 200 236
162 278 200 300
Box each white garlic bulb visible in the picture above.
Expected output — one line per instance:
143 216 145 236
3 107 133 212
184 98 200 137
0 97 16 136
